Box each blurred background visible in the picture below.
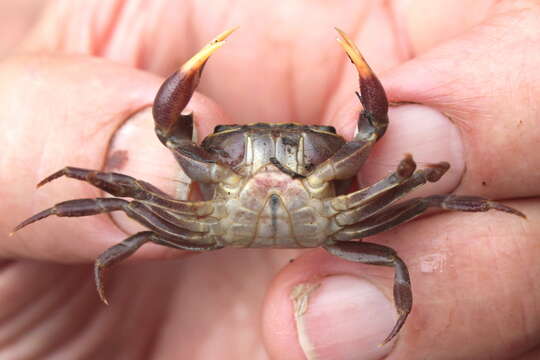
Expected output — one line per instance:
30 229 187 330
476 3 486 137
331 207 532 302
0 1 44 57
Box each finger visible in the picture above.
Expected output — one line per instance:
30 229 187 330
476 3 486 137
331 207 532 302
391 1 539 199
1 55 228 262
263 199 539 359
19 0 195 75
332 1 540 200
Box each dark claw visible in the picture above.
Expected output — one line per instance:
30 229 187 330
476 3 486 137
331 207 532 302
336 28 388 140
151 29 242 185
305 29 391 187
153 27 237 146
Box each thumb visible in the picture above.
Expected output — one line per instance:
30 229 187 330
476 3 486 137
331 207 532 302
1 54 226 262
262 2 540 359
381 0 540 199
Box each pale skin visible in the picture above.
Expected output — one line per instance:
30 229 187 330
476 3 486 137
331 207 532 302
1 1 540 359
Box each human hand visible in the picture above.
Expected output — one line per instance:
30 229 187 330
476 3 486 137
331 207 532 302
2 1 539 359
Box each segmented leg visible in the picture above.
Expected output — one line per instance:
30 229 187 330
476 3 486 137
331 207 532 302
325 153 418 213
307 29 389 188
95 231 222 304
37 166 169 198
95 231 153 304
153 28 240 185
325 241 411 345
334 195 526 241
13 198 128 232
333 162 450 226
12 198 210 242
36 166 214 216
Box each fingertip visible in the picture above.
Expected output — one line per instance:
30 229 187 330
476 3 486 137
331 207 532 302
1 54 230 262
333 102 464 197
263 251 398 360
366 104 464 197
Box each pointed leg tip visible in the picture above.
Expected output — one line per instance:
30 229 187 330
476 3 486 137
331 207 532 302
12 220 32 234
379 309 408 346
99 294 110 306
95 261 111 305
508 207 527 219
12 208 54 233
379 330 398 347
96 282 110 305
489 202 526 219
36 169 67 188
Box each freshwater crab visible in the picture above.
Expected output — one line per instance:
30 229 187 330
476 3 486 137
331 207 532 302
13 28 525 345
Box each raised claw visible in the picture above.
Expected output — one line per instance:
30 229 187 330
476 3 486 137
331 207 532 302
335 28 388 140
335 27 373 80
153 27 238 146
180 27 238 76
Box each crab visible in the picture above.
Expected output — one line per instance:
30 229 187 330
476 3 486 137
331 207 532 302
13 28 525 345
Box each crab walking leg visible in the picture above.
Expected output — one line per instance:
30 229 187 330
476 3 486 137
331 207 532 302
332 162 450 226
94 231 153 304
333 195 526 241
36 167 214 216
152 28 241 184
12 198 212 241
325 154 418 213
13 198 129 232
95 231 222 304
325 241 411 345
306 29 388 188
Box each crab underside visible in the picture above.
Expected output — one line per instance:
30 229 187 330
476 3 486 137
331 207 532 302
13 28 525 345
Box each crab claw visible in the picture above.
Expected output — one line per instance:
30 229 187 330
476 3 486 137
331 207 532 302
153 27 238 146
335 28 388 141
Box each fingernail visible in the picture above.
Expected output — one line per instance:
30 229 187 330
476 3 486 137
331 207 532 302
293 275 396 360
364 104 465 197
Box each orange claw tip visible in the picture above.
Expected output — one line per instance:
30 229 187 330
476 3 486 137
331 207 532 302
334 27 373 79
213 26 240 42
180 27 239 74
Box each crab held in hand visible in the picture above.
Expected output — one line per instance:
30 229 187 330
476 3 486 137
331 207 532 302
13 28 525 345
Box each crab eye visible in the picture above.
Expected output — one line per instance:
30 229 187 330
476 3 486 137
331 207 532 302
213 125 239 133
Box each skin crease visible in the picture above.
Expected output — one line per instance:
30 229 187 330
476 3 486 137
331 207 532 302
0 0 539 359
